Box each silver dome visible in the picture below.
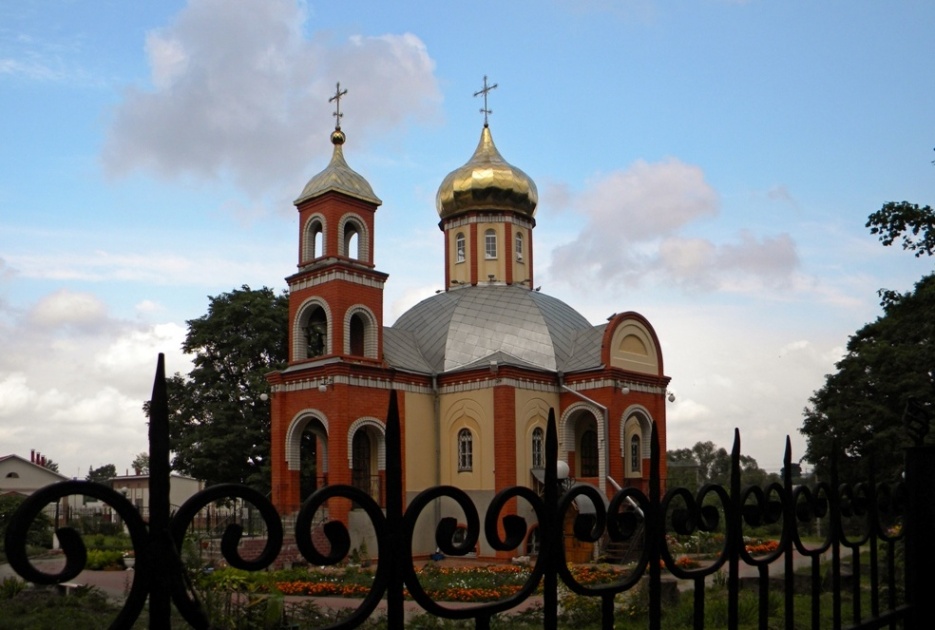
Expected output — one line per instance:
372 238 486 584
386 285 598 374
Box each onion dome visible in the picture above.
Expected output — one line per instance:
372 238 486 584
295 130 381 206
436 125 538 220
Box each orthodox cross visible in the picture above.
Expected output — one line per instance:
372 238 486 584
474 75 498 126
330 82 348 130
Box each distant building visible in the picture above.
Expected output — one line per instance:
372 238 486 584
0 452 71 532
268 111 671 560
108 472 205 517
0 451 69 499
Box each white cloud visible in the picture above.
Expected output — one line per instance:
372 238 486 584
547 158 801 294
0 372 37 418
0 287 192 477
135 300 164 314
102 0 441 202
28 289 109 332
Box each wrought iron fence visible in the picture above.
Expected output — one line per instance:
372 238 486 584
4 354 935 628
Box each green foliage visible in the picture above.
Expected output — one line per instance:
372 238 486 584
130 452 149 475
558 589 602 626
84 549 125 570
158 285 289 491
0 578 26 600
0 494 52 549
801 272 935 481
666 441 777 492
867 200 935 258
66 514 125 537
0 585 150 629
80 532 131 551
85 464 116 484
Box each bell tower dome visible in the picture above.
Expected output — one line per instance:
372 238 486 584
436 77 538 290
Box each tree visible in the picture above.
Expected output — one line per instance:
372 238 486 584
158 285 288 491
86 464 116 484
801 273 935 481
802 198 935 482
666 441 774 491
866 201 935 258
131 452 149 475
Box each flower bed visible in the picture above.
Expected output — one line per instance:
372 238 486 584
224 562 628 603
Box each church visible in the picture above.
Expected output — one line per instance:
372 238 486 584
267 84 671 560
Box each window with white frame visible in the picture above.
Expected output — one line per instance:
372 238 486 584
456 232 466 263
485 229 497 259
531 427 544 469
515 231 524 261
457 428 473 472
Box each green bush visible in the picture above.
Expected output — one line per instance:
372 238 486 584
0 578 27 600
0 495 53 551
0 585 150 629
84 549 125 571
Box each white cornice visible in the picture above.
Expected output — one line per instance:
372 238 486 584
288 268 387 292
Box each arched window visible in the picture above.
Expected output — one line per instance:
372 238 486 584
304 218 324 262
580 429 598 477
456 232 466 263
352 430 373 499
458 428 473 472
630 435 641 473
515 232 524 261
5 472 19 478
349 313 365 356
344 222 360 260
303 307 328 358
484 229 497 259
531 427 544 469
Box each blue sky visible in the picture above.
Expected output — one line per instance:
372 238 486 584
2 0 933 480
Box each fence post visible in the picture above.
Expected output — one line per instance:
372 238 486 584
148 353 172 626
904 445 935 628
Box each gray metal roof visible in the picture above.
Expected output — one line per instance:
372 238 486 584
386 285 599 375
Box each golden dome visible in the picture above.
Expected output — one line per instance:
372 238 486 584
295 130 382 206
436 125 538 220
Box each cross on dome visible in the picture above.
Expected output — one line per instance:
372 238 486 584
474 75 498 127
329 82 348 130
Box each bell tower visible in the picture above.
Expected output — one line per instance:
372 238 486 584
287 84 386 365
268 84 390 515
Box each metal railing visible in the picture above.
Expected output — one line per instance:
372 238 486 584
4 354 934 628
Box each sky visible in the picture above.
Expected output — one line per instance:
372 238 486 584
2 0 934 481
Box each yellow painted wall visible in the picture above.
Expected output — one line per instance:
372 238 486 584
511 226 529 284
447 229 471 285
514 391 558 484
439 389 494 490
404 391 438 491
609 320 659 375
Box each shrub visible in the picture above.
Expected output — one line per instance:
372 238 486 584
0 578 26 600
0 495 53 550
84 549 125 571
